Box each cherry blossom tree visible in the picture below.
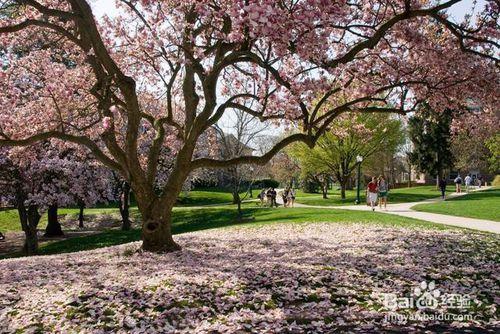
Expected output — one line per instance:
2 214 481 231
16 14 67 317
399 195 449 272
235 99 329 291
0 0 498 252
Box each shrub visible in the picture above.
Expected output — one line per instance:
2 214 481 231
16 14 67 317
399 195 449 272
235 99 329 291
492 175 500 187
254 179 280 189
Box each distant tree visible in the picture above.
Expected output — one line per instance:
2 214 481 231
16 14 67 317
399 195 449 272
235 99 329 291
267 151 301 189
290 113 403 199
451 109 499 175
485 134 500 173
409 105 454 182
215 110 267 218
451 133 490 174
400 139 415 188
287 143 330 198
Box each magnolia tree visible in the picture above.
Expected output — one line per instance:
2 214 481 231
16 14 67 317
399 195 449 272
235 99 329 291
0 0 498 252
0 142 112 253
65 148 114 229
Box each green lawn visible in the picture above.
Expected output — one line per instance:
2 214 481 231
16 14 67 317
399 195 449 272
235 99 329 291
0 202 458 258
35 206 458 256
412 188 500 222
176 188 248 206
0 188 246 232
295 186 441 206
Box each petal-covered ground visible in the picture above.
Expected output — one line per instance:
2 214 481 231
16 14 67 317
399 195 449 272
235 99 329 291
1 223 499 333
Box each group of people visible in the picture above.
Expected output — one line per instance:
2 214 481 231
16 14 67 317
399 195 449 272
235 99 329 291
366 175 389 211
257 187 296 208
453 174 483 193
437 173 483 199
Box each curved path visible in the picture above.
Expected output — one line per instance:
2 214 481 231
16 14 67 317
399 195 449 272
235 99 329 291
296 187 499 234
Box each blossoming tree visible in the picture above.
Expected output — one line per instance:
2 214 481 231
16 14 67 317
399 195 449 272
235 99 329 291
0 0 498 252
0 142 114 253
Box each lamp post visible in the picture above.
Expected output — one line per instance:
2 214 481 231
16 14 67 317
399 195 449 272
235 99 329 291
355 155 363 204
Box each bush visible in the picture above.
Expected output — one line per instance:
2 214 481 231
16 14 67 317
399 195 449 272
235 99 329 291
254 179 280 189
492 175 500 187
302 180 319 193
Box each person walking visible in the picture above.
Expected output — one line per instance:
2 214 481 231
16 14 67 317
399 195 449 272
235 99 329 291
366 177 378 211
439 176 447 199
378 175 388 210
257 189 266 206
266 188 272 207
454 174 462 193
287 188 296 208
282 188 289 208
464 174 472 193
270 187 277 208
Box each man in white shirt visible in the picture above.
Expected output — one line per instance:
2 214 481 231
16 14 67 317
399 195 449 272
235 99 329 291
464 174 472 192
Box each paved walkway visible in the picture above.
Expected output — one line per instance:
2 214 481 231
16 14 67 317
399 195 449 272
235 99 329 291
296 187 500 234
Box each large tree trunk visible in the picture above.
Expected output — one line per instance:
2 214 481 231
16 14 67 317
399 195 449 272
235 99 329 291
120 181 131 231
134 144 192 253
140 199 180 253
44 204 64 237
18 201 41 256
78 201 85 228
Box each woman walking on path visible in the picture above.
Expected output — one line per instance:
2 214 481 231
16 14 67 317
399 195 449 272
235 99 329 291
366 177 378 211
287 188 296 208
378 176 388 210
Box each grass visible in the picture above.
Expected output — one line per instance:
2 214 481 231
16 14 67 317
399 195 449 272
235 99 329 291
295 186 442 206
0 186 476 258
412 188 500 222
0 188 246 232
176 188 247 206
32 205 455 256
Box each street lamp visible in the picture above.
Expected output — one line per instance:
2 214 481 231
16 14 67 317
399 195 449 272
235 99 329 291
355 155 363 204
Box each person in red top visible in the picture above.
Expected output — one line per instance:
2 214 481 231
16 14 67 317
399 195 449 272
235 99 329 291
366 177 378 211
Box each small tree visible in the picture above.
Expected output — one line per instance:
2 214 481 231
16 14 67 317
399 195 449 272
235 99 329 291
485 134 500 174
287 144 330 198
290 113 403 199
215 110 267 218
409 105 454 182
